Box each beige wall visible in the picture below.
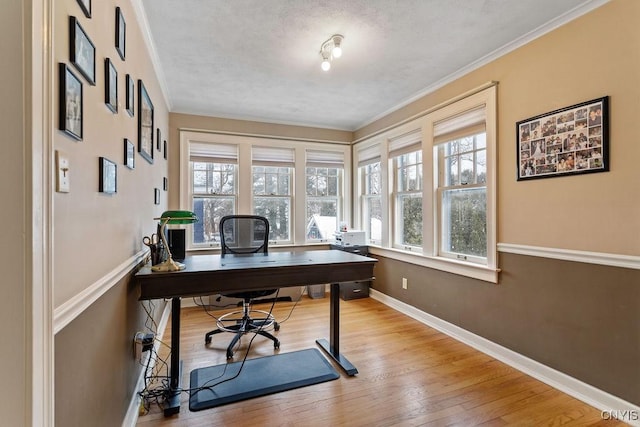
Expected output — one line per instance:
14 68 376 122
53 0 169 425
53 0 169 306
1 1 28 425
357 0 640 257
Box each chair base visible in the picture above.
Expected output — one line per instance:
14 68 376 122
205 308 280 359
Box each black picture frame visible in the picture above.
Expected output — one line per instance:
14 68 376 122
517 96 609 181
137 80 154 164
124 139 135 170
58 63 83 141
154 188 160 205
125 74 134 116
76 0 91 18
163 177 168 191
104 58 117 113
163 140 168 160
99 157 117 194
69 16 95 85
115 7 126 60
156 128 162 151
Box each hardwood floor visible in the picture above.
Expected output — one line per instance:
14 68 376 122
136 294 619 426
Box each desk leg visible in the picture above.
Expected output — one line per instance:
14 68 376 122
316 283 358 376
164 297 182 416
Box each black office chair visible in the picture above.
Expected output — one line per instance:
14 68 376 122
204 215 280 359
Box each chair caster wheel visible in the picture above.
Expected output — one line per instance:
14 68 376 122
205 337 211 344
274 341 280 349
226 353 234 360
274 323 280 331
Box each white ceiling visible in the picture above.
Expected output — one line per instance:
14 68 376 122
140 0 603 131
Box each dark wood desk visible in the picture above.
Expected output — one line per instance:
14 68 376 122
136 249 376 416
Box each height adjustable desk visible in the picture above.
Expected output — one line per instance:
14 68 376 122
136 249 377 416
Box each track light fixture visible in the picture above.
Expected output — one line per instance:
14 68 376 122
319 34 344 71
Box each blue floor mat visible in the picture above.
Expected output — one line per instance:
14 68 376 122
189 348 340 411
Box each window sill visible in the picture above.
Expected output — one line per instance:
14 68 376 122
367 246 499 283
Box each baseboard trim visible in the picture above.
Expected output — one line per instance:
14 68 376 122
122 300 171 427
498 243 640 270
54 249 148 334
370 288 640 426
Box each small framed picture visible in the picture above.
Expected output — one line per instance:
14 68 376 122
156 128 162 151
163 140 168 160
124 139 135 169
69 16 95 85
517 96 609 180
163 177 168 191
99 157 117 194
138 80 154 164
154 188 160 205
104 58 117 113
125 74 134 116
115 7 126 60
58 63 83 141
76 0 91 18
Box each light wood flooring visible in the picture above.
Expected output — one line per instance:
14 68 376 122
136 294 620 426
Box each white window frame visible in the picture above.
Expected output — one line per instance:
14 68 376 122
252 146 295 245
180 131 351 250
305 149 344 243
352 85 497 282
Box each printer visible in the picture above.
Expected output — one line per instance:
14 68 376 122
334 230 366 246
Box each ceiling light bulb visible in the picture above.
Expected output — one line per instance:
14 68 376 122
321 59 331 71
332 46 342 58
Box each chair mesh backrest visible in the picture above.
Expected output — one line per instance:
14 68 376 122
219 215 269 256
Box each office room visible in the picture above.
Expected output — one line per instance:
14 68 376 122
4 0 639 425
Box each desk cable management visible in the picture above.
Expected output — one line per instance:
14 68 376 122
137 287 306 414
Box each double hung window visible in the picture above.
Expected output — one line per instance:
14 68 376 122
390 130 423 250
435 107 488 263
305 150 344 242
252 146 294 244
189 143 237 246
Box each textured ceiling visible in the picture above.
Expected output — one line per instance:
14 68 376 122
141 0 602 130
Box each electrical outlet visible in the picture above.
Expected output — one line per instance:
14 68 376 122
402 277 408 290
133 332 154 361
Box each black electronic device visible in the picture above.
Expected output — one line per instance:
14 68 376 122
168 229 186 261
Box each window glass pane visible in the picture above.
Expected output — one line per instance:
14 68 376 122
366 197 382 242
444 155 458 186
306 174 317 196
460 153 474 185
306 200 338 240
476 149 487 184
458 136 474 153
254 197 290 241
327 176 337 196
253 173 265 195
441 187 486 257
278 173 290 195
265 172 278 194
365 162 381 194
192 197 234 244
399 195 422 246
193 170 207 193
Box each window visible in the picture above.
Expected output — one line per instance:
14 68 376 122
389 130 423 250
252 146 294 243
189 143 237 246
437 133 487 262
305 150 344 242
351 85 496 282
357 144 382 244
